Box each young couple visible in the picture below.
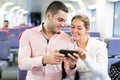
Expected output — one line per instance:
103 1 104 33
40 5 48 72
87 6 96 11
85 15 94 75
18 1 111 80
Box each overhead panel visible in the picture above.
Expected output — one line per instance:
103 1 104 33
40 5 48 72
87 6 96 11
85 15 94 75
0 0 5 7
108 0 120 2
82 0 96 9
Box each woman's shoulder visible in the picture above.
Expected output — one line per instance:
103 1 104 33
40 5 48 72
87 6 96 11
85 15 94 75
90 37 107 47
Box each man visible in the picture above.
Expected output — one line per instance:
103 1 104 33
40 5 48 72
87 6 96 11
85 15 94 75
1 20 10 36
18 1 79 80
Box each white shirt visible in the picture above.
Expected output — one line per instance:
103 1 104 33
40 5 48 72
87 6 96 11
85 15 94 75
66 37 111 80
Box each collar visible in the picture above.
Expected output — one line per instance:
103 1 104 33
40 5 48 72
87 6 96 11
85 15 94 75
38 23 44 32
74 36 92 52
85 36 93 52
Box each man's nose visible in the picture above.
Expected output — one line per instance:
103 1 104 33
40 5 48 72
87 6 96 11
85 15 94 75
60 22 65 27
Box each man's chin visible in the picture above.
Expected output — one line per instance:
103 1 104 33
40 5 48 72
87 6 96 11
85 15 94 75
56 30 60 34
55 31 60 34
52 31 60 34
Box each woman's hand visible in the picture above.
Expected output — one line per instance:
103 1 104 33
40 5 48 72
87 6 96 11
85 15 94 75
77 48 86 60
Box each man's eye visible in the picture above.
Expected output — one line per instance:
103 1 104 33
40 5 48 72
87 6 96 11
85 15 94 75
58 19 64 22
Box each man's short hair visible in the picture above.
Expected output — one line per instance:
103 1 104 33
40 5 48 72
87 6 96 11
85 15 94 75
46 1 68 16
4 20 9 23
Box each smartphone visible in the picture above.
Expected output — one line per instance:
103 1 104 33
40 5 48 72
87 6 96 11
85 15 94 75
59 49 78 57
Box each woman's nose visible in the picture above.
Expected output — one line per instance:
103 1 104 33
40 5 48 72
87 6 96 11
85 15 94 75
74 28 78 32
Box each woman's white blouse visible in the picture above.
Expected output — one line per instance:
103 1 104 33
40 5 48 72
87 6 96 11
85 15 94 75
66 37 111 80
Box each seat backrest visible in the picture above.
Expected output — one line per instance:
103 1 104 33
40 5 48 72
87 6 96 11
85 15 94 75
88 32 100 37
0 31 7 41
107 38 120 57
9 28 20 36
0 41 10 60
8 35 19 49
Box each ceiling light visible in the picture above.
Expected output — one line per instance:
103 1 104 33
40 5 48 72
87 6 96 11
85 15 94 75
88 4 96 9
69 0 78 2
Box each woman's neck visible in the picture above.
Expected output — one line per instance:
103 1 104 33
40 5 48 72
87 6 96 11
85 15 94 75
76 36 89 49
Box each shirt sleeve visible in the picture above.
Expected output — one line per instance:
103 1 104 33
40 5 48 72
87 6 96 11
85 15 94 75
78 42 109 79
18 30 44 70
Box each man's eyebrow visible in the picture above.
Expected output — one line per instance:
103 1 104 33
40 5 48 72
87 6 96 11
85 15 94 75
58 17 64 20
58 17 66 21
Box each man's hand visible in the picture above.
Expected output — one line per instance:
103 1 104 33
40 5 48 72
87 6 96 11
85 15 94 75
66 53 79 69
42 50 65 65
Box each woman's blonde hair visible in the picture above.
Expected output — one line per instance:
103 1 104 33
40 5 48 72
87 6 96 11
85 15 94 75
71 14 90 29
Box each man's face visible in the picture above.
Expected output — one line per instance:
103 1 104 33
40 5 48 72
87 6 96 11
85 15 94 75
47 10 67 34
4 22 9 27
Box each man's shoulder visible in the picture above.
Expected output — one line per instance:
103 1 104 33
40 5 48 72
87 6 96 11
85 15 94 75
60 31 73 41
21 27 40 36
24 26 39 32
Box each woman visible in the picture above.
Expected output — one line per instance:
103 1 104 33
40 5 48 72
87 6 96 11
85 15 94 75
67 14 111 80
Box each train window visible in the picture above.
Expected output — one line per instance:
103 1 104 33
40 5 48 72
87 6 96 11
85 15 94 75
91 9 97 31
113 1 120 37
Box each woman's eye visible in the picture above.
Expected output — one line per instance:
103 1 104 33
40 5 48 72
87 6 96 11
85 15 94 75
78 28 82 30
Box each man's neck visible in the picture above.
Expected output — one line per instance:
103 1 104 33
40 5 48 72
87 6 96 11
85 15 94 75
42 23 54 40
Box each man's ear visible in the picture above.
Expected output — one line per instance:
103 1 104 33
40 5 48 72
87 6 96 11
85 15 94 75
46 12 52 20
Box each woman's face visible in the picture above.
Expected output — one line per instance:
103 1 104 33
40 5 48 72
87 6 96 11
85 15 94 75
70 18 89 41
